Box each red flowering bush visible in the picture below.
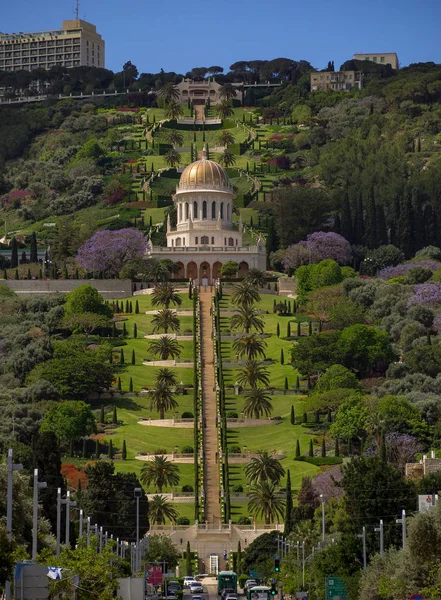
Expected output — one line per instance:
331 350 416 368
104 189 126 206
61 463 88 489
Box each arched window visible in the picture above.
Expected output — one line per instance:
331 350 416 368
228 237 234 247
202 201 207 219
195 237 198 244
201 235 209 244
220 202 224 219
193 201 198 219
211 201 216 219
185 203 189 219
178 204 182 222
211 237 214 244
175 237 182 247
227 203 231 220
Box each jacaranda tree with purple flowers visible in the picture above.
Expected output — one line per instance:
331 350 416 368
407 284 441 309
77 229 147 277
284 231 352 270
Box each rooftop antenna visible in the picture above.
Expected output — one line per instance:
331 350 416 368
75 0 79 19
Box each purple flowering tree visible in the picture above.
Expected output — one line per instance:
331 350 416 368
378 260 440 280
77 228 147 277
365 433 423 472
407 283 441 309
284 231 352 270
312 466 344 501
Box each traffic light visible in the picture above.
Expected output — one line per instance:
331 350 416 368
274 556 280 573
271 583 277 596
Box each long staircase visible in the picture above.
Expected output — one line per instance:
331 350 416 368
199 290 221 525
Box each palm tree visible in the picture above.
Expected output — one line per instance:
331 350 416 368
158 83 180 104
217 130 235 147
155 368 178 388
165 130 184 148
164 101 184 120
140 455 180 492
219 83 237 101
148 381 178 419
248 481 286 525
151 309 181 334
151 283 182 309
149 336 183 361
244 268 267 288
219 149 236 167
232 334 267 360
231 281 261 307
142 258 171 284
245 451 286 485
230 306 265 334
149 494 179 525
217 100 234 120
237 360 270 389
164 148 180 168
243 387 273 419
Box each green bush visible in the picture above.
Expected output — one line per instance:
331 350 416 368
295 456 343 465
181 446 194 454
181 412 194 418
176 517 190 525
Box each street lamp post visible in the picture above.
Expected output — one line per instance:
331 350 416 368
374 519 384 554
65 491 77 549
320 494 325 541
357 526 367 569
396 509 407 549
134 487 142 573
32 468 47 560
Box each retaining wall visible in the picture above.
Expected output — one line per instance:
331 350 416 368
2 279 132 299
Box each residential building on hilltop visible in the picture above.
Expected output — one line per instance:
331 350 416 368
353 52 399 70
310 70 363 92
0 19 105 72
149 148 266 284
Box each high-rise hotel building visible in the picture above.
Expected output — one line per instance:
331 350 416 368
0 19 105 72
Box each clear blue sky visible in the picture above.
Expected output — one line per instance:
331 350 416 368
2 0 441 74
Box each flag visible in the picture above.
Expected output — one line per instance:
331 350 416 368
47 567 63 580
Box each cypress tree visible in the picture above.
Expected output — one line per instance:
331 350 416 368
109 439 114 459
3 269 7 280
113 405 117 423
315 411 320 424
273 299 276 313
131 349 136 365
129 301 133 313
39 268 42 279
123 322 127 336
129 377 133 392
417 136 421 152
284 470 293 536
340 192 354 243
117 377 122 391
10 237 18 269
100 405 105 424
27 268 31 280
309 439 314 457
122 440 127 460
69 440 74 456
112 322 117 338
276 323 280 337
321 438 326 458
120 349 125 364
125 300 129 313
284 377 288 394
296 376 300 390
133 323 137 338
14 269 19 280
287 322 291 338
115 300 120 313
297 322 301 337
135 300 139 314
335 438 340 457
303 411 307 423
293 299 297 313
30 231 38 263
95 439 100 458
186 541 192 576
288 301 291 314
353 194 365 246
308 321 312 336
295 440 301 458
82 438 87 458
290 405 295 425
280 348 284 364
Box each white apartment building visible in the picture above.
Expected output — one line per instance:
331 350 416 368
353 53 399 70
0 19 105 72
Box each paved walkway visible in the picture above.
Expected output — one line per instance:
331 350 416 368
200 290 221 525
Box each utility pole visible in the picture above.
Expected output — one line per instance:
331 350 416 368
86 516 91 547
99 526 103 552
79 509 84 539
357 526 367 569
6 449 23 600
57 488 68 558
32 468 47 560
65 491 77 549
320 494 325 540
374 519 384 554
296 541 300 591
396 510 407 550
134 487 142 574
302 541 305 589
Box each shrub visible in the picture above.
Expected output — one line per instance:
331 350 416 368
181 446 194 454
228 446 241 453
181 411 194 418
176 517 190 525
153 448 167 455
232 485 243 492
227 411 238 418
181 485 194 492
295 456 343 465
237 516 251 525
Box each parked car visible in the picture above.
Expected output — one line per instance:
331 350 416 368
190 583 204 594
195 574 208 581
225 594 238 600
184 577 197 588
221 588 236 599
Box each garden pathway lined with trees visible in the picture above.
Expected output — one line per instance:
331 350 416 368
200 289 221 525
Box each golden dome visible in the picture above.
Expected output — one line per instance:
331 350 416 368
178 151 232 193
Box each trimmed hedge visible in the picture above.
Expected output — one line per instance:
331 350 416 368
295 456 343 466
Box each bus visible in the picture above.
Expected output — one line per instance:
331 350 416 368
247 586 271 600
217 571 237 595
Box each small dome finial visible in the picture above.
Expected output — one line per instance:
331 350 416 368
201 145 208 160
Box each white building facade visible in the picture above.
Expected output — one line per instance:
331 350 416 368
149 151 266 284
